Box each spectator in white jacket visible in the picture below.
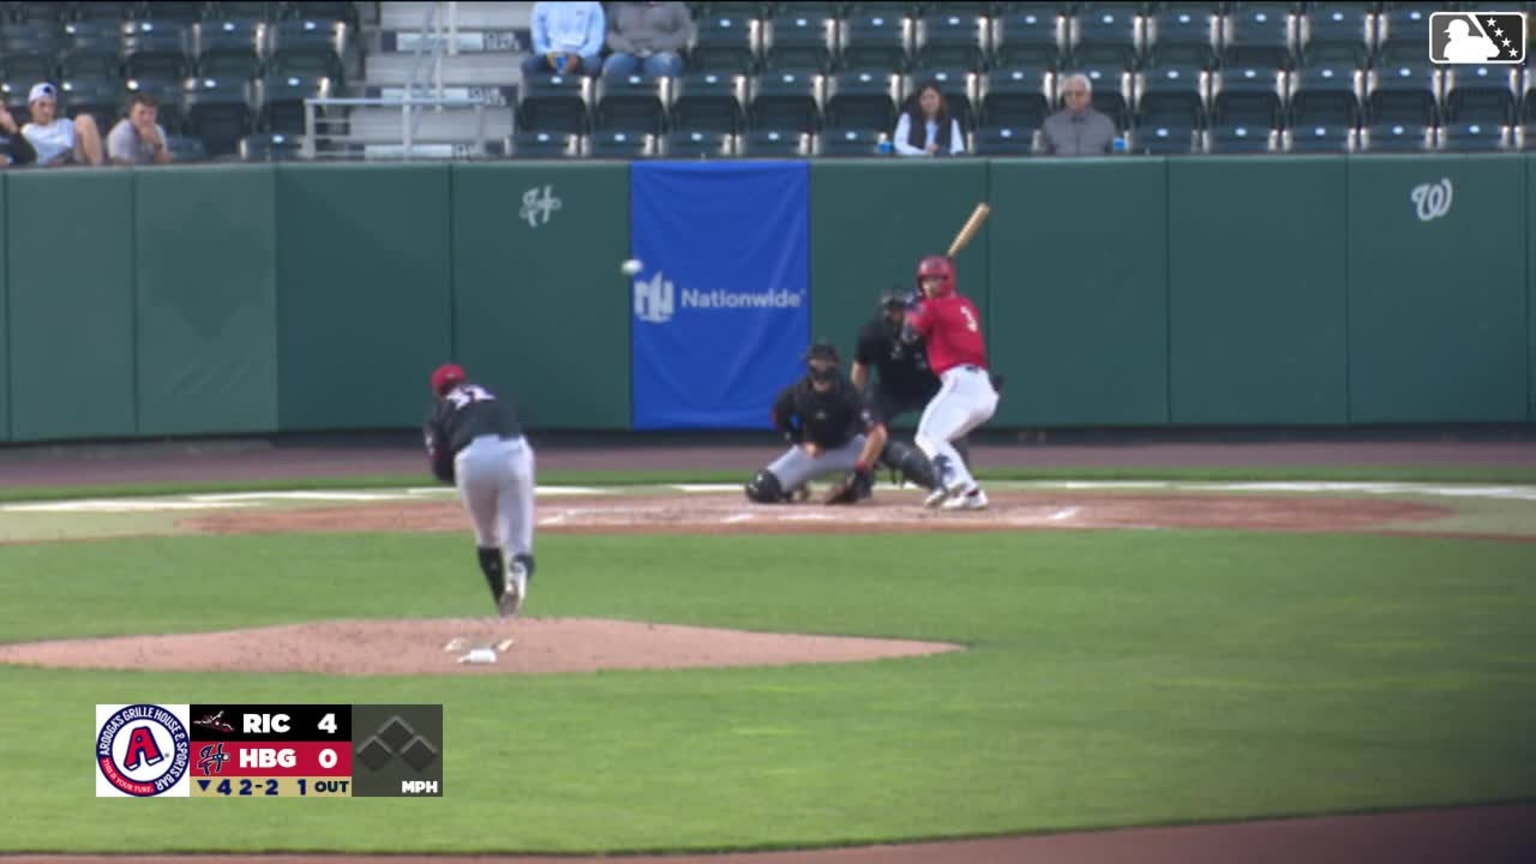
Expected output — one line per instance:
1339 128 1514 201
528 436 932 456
522 1 606 78
892 81 966 157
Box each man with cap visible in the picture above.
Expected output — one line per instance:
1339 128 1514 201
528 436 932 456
21 82 104 167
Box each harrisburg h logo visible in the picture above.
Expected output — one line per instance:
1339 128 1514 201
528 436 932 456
96 704 192 797
198 742 231 775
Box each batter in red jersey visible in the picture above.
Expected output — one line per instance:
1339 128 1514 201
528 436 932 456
903 255 1000 510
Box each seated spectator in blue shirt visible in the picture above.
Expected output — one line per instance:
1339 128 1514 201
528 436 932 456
522 1 606 78
892 81 966 157
603 2 694 80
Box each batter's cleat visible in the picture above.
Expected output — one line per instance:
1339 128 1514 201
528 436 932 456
942 487 989 511
924 480 966 508
498 558 529 618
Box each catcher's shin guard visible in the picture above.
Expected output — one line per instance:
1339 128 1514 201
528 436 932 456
476 546 505 603
881 440 939 490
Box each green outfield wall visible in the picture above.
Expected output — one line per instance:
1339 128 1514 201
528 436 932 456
0 155 1530 443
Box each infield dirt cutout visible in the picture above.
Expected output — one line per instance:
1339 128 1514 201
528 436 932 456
0 489 1453 678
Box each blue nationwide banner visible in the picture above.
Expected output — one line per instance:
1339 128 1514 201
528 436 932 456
629 161 810 430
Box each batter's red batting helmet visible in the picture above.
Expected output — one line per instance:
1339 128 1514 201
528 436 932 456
916 256 956 298
431 363 466 396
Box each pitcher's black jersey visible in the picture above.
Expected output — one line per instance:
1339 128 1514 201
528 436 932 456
423 383 524 483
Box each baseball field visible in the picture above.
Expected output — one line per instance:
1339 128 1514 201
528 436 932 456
1 437 1534 863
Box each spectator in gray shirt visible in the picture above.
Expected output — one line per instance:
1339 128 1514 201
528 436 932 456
1041 73 1117 156
106 93 172 165
603 2 694 80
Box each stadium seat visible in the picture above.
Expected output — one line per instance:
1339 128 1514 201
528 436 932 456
1 55 60 90
1211 65 1284 129
816 127 885 156
990 9 1066 69
209 2 279 22
1069 5 1140 70
1442 65 1520 125
1220 3 1296 69
977 68 1050 129
1283 123 1355 153
141 2 206 24
1142 5 1217 69
507 130 580 159
585 130 658 158
164 132 208 161
592 74 667 134
909 69 975 129
970 124 1036 155
1357 122 1436 153
239 130 302 160
122 21 193 80
736 128 812 156
2 22 65 77
823 70 899 129
911 12 988 71
59 77 122 134
256 71 330 133
1127 124 1200 155
663 129 734 158
1287 64 1362 127
670 71 747 133
60 19 124 80
515 73 591 135
1205 124 1279 154
195 18 265 79
67 1 137 22
1135 63 1208 132
186 76 254 156
760 11 834 72
688 13 758 74
1371 4 1437 66
1441 122 1512 151
279 2 358 29
267 18 343 80
8 3 68 24
838 12 911 73
747 71 821 131
1365 63 1442 127
1296 3 1371 67
1521 124 1536 151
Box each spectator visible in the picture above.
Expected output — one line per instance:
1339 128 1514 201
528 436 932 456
522 1 606 78
1041 73 1117 156
21 82 104 166
107 93 173 166
892 81 966 157
603 2 694 80
0 101 38 166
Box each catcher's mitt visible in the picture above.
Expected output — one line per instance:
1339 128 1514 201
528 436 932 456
824 468 874 505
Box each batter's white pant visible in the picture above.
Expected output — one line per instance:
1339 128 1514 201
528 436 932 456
915 365 999 492
454 434 536 558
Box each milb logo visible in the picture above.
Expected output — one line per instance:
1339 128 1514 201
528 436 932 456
1428 12 1527 64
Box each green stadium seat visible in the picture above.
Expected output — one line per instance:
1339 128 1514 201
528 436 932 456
1205 123 1279 154
970 124 1035 155
761 11 835 72
508 130 580 159
239 130 303 160
1365 62 1441 126
593 74 667 134
748 71 821 131
1070 5 1140 69
516 73 592 135
256 70 328 133
1439 122 1512 151
1142 5 1217 69
1287 64 1362 127
838 12 911 73
823 70 899 129
912 12 989 72
586 130 659 158
1283 123 1355 153
1358 122 1435 152
194 18 264 78
689 13 758 74
122 21 193 80
977 68 1049 128
186 76 253 155
1220 3 1297 69
736 127 812 155
816 127 885 155
989 9 1065 69
1297 3 1371 66
670 72 747 133
1442 65 1520 125
1211 65 1284 128
663 128 734 157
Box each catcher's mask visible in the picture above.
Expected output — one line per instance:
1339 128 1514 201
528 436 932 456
431 363 466 396
916 255 956 299
804 341 841 388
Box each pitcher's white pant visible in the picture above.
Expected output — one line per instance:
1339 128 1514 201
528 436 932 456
915 365 999 492
454 434 536 558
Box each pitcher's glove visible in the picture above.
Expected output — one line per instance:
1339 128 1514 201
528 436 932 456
824 464 875 505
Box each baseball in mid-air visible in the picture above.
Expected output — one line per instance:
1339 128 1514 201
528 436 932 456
621 258 644 276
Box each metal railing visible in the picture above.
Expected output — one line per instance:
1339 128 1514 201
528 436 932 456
302 2 497 161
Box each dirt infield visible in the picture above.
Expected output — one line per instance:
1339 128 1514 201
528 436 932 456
3 440 1532 862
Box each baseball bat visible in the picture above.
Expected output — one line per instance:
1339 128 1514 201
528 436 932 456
947 203 991 258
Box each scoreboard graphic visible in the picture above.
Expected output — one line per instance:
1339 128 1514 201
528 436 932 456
95 704 443 798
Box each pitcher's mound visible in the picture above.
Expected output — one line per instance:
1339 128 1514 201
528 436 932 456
0 618 963 677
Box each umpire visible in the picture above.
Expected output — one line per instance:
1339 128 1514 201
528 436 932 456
850 288 971 477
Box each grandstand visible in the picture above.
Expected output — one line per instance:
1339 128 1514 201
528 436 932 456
1 2 1532 160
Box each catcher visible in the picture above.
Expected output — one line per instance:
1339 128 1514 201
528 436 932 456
744 341 930 505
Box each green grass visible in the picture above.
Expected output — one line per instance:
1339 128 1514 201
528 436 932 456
2 530 1533 854
2 463 1535 503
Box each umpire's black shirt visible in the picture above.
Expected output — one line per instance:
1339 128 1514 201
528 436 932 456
855 317 940 401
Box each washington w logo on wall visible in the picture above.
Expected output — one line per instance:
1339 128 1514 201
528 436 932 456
1411 178 1454 222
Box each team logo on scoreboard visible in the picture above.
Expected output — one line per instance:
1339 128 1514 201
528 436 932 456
96 704 192 797
197 742 232 775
